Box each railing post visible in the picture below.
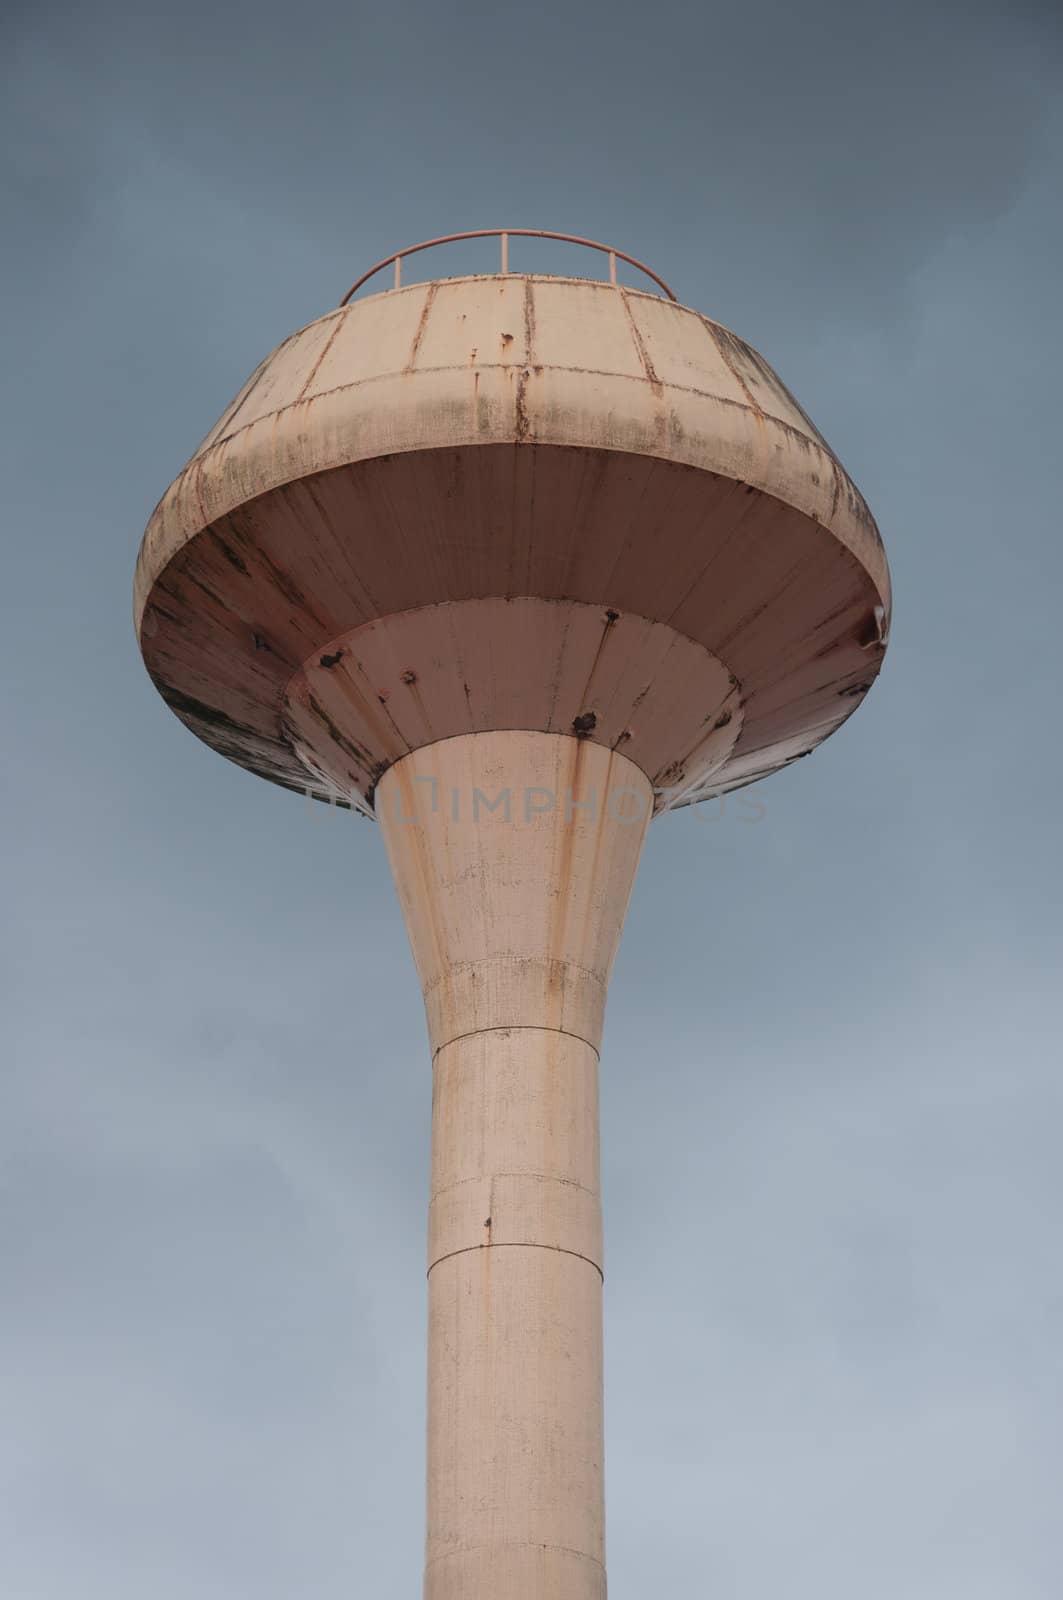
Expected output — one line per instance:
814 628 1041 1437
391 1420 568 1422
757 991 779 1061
394 255 402 289
501 232 509 274
609 250 617 287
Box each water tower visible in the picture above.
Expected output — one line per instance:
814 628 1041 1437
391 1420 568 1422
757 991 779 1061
135 230 890 1599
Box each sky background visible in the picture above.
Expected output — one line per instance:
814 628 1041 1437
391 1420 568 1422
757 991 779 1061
3 0 1062 1595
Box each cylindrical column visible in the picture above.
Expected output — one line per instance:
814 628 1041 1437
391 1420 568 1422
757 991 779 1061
379 732 651 1600
427 1026 605 1598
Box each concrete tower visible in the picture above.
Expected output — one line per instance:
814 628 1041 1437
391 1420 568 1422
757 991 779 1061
135 231 890 1599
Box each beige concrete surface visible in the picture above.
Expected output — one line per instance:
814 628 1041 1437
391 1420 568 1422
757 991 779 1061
380 731 650 1599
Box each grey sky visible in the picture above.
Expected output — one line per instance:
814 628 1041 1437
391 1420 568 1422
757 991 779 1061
2 0 1061 1595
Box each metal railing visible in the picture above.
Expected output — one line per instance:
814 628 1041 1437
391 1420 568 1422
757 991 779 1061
340 230 677 305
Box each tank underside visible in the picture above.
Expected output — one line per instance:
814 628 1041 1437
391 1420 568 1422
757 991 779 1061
139 442 886 814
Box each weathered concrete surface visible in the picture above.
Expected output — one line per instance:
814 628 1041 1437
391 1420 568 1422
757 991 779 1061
379 731 651 1600
135 273 890 814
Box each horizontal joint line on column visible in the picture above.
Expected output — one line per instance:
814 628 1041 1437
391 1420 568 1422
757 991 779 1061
424 1540 606 1576
430 1172 599 1202
432 1023 600 1060
422 954 607 999
427 1240 603 1280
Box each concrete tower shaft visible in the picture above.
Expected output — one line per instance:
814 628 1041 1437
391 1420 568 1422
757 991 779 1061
381 732 649 1598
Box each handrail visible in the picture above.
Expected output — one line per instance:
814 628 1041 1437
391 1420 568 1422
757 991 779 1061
340 230 677 305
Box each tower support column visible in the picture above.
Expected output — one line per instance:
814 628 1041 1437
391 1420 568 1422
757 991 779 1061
379 731 651 1600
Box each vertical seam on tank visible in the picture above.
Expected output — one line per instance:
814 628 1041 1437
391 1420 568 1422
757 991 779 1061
295 312 347 402
522 277 537 366
405 281 439 372
618 287 662 394
696 312 763 416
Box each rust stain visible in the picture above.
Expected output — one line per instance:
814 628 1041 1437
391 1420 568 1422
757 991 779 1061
665 686 744 796
330 652 410 755
162 355 849 495
301 474 384 615
362 761 388 813
304 692 377 771
147 602 180 626
161 684 258 740
295 311 346 402
191 456 210 529
618 290 663 397
252 542 323 623
523 278 536 365
400 666 435 742
211 533 250 576
184 570 230 612
754 352 833 449
575 606 620 717
700 315 764 419
828 457 843 520
514 368 531 442
404 281 439 373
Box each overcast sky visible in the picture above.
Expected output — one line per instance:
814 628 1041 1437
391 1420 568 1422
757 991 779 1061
3 1 1062 1596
